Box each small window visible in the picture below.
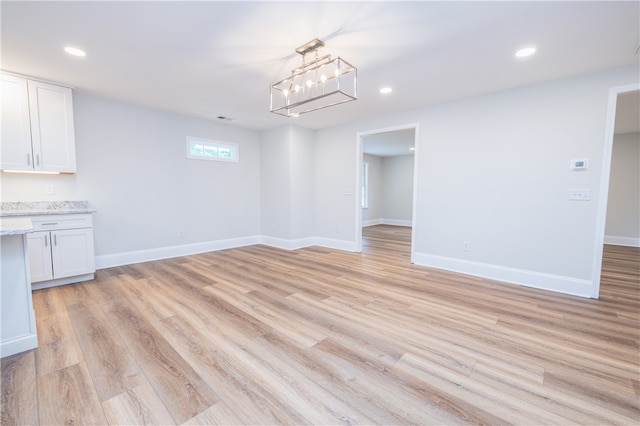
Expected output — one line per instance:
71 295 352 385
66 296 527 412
186 137 238 162
362 161 369 208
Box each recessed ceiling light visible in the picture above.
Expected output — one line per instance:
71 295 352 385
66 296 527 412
64 46 86 57
380 87 393 94
515 47 536 58
409 147 415 151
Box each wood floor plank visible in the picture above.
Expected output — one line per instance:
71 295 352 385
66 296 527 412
181 401 244 425
37 361 108 425
101 381 175 425
100 294 219 424
3 227 638 425
157 315 313 425
65 298 146 402
1 351 38 426
32 293 84 377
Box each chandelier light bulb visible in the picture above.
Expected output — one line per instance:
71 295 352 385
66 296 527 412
270 38 357 117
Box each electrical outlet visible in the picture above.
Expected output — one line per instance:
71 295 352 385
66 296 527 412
569 189 591 201
44 184 55 195
178 229 185 238
463 241 470 252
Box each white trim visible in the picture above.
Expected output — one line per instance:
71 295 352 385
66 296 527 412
413 252 593 298
592 83 640 298
260 236 315 251
95 235 261 269
32 273 95 290
95 235 359 270
356 123 419 253
381 219 412 227
363 218 412 227
314 237 359 252
604 235 640 247
0 333 39 358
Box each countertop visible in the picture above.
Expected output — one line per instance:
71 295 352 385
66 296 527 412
0 201 96 217
0 218 34 236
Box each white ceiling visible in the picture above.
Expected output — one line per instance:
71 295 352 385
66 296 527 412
615 91 640 134
364 129 415 157
2 1 638 131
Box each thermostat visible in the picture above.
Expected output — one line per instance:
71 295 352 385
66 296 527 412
571 159 589 170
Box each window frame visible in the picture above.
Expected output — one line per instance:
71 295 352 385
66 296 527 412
362 161 369 209
186 136 239 163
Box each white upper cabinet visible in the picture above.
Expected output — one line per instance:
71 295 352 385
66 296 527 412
1 73 77 173
1 74 33 171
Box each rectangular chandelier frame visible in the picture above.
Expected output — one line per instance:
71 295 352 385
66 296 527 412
270 47 357 118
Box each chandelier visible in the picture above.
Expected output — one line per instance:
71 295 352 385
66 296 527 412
270 38 357 117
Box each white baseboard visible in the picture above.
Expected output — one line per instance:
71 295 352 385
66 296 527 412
32 273 95 290
95 235 261 269
261 236 315 250
363 218 412 227
0 333 38 358
382 219 412 227
362 219 382 227
412 252 594 298
95 235 359 269
604 235 640 247
314 237 359 252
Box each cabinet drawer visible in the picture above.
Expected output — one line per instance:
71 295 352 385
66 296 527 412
30 214 93 231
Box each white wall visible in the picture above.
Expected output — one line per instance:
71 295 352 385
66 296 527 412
260 126 292 240
2 93 262 266
362 154 414 226
260 125 315 248
362 154 382 225
605 132 640 246
289 126 315 241
381 155 414 224
315 64 639 297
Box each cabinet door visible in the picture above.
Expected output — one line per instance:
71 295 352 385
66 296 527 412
27 231 54 283
51 228 95 279
1 74 33 171
27 80 76 172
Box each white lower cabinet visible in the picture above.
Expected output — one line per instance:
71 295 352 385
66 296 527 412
26 214 95 288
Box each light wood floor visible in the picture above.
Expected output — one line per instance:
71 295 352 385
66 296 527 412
2 225 639 425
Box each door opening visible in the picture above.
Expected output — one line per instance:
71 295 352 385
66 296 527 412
356 124 419 260
592 84 639 298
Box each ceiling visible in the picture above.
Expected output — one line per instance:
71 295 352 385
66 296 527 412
363 129 415 157
2 1 638 131
615 91 640 134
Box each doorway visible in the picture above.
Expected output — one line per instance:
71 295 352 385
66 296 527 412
593 84 640 298
355 124 419 258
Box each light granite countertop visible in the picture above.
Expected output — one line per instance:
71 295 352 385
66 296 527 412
0 201 96 217
0 218 34 236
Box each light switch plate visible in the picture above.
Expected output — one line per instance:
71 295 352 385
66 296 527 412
569 189 591 201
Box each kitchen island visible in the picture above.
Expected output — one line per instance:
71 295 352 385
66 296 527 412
1 217 38 357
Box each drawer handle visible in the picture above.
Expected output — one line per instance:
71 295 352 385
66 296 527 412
41 223 58 226
44 235 48 247
54 234 57 246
